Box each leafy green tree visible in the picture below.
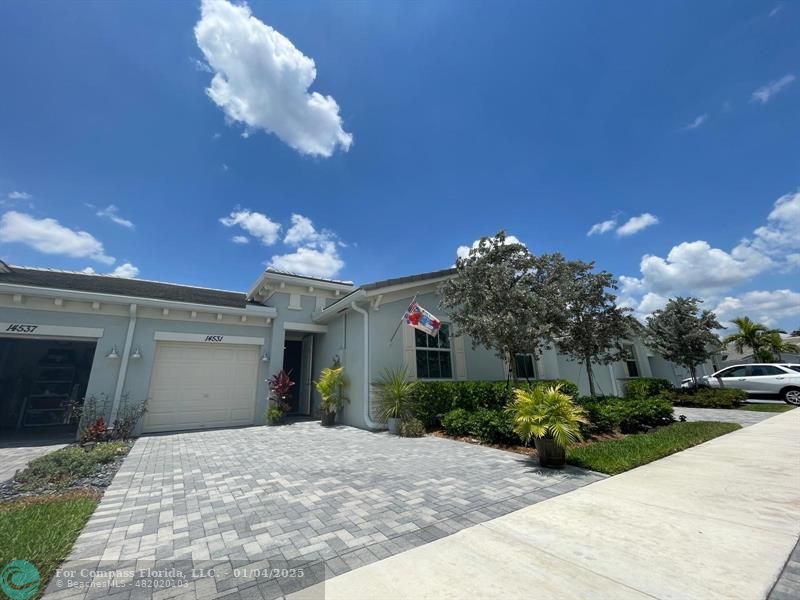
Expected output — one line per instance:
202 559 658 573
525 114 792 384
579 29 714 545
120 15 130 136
555 262 637 397
440 231 568 382
723 316 769 360
646 297 721 385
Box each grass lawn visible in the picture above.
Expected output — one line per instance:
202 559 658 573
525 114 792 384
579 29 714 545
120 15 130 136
567 421 741 475
0 491 99 597
739 403 795 413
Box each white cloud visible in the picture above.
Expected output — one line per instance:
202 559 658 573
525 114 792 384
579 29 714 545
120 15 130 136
0 211 114 265
456 235 524 259
108 262 139 278
231 235 249 244
616 213 659 237
270 214 344 278
81 263 140 278
639 240 768 295
96 204 135 229
769 5 782 18
713 289 800 328
751 74 796 104
269 242 344 278
195 0 352 157
683 114 707 130
587 219 617 236
619 189 800 326
7 191 32 200
219 209 281 245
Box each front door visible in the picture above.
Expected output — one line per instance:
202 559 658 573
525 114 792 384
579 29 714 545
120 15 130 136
282 340 303 414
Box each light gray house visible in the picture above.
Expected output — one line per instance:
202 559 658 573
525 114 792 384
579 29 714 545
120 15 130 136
0 261 713 436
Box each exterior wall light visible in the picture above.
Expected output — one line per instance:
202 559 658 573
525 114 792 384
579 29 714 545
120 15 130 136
261 351 270 362
131 346 142 360
106 346 120 359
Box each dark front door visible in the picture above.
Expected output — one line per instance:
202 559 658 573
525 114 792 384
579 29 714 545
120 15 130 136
282 340 303 414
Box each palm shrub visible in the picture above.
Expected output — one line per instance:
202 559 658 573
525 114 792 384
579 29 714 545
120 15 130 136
375 367 418 422
507 384 588 448
316 365 349 414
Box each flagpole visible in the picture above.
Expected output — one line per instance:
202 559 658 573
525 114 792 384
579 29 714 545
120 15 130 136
389 294 417 344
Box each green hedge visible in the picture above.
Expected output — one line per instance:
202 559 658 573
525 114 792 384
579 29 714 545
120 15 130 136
662 387 747 409
624 378 674 400
410 379 579 428
441 407 518 445
576 396 675 435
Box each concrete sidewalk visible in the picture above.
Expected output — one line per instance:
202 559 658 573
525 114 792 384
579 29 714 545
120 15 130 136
292 410 800 600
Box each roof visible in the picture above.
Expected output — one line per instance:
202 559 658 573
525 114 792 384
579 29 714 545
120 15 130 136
0 265 248 309
264 268 353 286
361 268 456 291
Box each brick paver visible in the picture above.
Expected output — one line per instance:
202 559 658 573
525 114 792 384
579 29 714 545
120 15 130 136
44 422 603 600
0 438 70 483
674 406 786 426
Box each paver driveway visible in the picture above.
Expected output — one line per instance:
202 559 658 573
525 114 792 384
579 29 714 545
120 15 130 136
45 422 604 600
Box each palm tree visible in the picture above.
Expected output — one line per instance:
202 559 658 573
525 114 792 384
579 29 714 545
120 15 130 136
723 316 769 360
762 330 800 361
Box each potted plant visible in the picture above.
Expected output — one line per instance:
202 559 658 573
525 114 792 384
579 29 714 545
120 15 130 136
315 362 349 426
375 367 418 434
507 384 588 468
267 370 294 425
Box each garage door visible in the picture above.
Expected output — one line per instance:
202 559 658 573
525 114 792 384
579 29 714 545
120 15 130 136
143 342 259 433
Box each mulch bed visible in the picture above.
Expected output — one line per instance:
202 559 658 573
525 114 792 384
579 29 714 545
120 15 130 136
430 429 625 458
0 439 134 503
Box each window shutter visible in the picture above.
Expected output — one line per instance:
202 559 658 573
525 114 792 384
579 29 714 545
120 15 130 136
402 324 418 380
453 334 467 380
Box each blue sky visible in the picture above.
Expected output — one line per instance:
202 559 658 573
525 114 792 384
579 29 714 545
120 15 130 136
0 0 797 330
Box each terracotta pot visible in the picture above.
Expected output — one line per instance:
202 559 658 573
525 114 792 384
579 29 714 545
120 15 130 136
321 410 336 427
533 437 566 469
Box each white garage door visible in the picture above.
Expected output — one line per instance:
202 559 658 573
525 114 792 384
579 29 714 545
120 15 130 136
143 342 259 433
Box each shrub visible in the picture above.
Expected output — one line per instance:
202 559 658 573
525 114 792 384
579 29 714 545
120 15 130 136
614 397 674 433
410 379 579 428
441 408 473 437
624 378 674 400
662 387 747 409
469 408 519 445
399 417 426 438
89 442 129 464
576 396 623 435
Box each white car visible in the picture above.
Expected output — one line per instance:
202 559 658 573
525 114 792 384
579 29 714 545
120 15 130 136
688 363 800 405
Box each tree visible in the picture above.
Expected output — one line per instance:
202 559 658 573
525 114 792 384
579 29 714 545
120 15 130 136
762 330 800 361
555 262 637 397
790 328 800 337
440 231 568 382
723 316 769 360
646 297 721 385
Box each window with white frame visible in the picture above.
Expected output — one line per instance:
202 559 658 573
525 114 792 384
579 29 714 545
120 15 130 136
514 354 537 379
415 324 453 379
622 344 640 377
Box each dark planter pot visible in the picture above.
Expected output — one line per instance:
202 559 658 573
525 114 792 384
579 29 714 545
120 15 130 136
321 410 336 427
534 437 566 469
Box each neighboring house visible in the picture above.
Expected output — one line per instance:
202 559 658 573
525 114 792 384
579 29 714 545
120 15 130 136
720 336 800 368
0 262 712 436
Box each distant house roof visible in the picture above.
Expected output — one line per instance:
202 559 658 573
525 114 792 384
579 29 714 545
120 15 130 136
0 265 248 308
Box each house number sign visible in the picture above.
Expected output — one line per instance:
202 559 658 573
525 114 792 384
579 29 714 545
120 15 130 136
0 323 104 338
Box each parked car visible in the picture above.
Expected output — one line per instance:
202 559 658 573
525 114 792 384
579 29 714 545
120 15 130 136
686 364 800 405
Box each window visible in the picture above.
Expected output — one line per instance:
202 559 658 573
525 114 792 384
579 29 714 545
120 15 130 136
514 354 537 379
786 365 800 373
622 345 639 378
415 324 452 379
748 365 783 376
719 366 747 378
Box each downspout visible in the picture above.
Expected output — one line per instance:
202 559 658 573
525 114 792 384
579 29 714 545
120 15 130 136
350 301 384 429
109 303 137 424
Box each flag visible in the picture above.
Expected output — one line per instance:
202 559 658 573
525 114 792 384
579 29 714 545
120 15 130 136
405 301 441 336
